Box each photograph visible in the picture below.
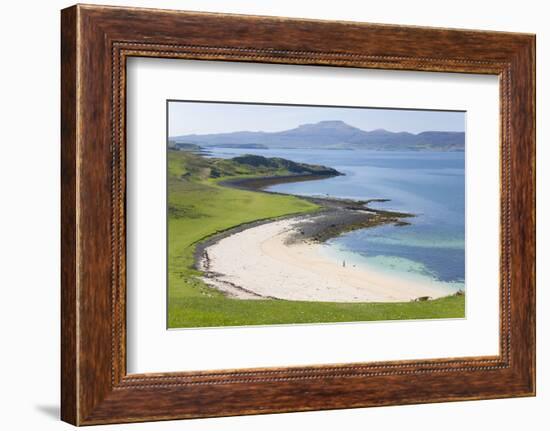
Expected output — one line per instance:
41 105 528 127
1 0 541 428
167 101 466 328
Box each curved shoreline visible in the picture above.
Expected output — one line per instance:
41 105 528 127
197 216 456 302
194 173 413 272
192 172 457 302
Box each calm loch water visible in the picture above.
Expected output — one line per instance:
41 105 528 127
209 148 465 293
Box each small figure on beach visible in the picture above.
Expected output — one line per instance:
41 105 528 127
342 260 346 268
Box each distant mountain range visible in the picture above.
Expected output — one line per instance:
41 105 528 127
170 120 465 152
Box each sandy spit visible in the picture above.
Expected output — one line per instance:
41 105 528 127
198 217 453 302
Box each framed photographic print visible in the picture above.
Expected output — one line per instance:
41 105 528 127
164 100 467 329
61 4 536 425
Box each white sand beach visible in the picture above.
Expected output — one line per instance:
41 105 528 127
199 218 454 302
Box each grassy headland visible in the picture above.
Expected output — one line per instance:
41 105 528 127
167 149 465 328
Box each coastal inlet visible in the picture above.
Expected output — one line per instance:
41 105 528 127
166 149 465 328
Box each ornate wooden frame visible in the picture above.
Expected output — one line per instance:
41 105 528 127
61 4 536 425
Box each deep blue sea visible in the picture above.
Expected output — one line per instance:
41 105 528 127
208 148 465 292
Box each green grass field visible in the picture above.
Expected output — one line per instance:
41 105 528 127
167 150 465 328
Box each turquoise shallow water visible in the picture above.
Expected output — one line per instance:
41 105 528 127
208 148 465 293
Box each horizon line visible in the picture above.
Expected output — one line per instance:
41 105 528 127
168 99 465 136
169 120 466 138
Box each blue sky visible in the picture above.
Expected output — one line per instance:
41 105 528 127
168 101 465 136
